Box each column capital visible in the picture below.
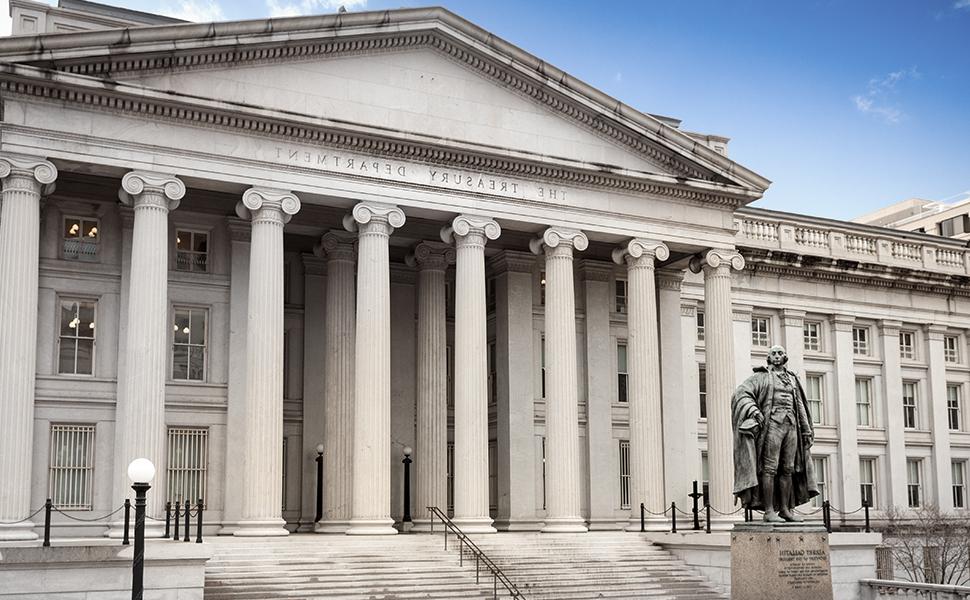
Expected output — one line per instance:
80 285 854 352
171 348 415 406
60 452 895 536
577 259 613 282
226 216 252 243
657 269 685 291
680 301 697 318
689 248 745 274
343 201 405 234
119 171 185 211
315 230 357 262
782 308 806 328
406 241 455 270
441 214 501 245
0 153 57 188
237 187 301 224
529 227 588 255
611 238 669 266
830 314 855 332
925 323 948 340
490 250 535 275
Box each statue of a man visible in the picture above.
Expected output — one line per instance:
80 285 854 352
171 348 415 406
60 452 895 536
732 345 819 522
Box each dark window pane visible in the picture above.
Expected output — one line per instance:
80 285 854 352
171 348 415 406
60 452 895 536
174 312 190 343
189 347 205 381
190 311 206 345
76 339 94 375
172 346 188 380
60 303 77 336
193 233 208 253
58 340 76 374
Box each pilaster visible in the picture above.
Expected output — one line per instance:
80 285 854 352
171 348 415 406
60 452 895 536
831 315 862 513
926 323 952 511
781 309 806 378
878 319 908 510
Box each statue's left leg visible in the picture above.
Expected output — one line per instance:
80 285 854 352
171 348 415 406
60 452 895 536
777 425 804 522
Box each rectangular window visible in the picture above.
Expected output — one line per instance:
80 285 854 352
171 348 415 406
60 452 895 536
167 427 209 506
175 230 209 272
446 442 455 516
487 341 497 406
751 316 770 347
945 335 960 363
172 308 207 381
701 452 710 501
860 458 876 508
540 335 546 399
803 321 822 352
902 382 919 429
907 458 922 508
48 424 95 509
853 326 870 356
615 278 627 314
619 440 631 509
62 217 99 261
948 384 962 431
806 374 823 425
953 461 966 509
617 342 628 403
539 271 546 306
811 457 827 508
899 331 916 360
58 299 96 375
696 311 705 343
856 378 873 427
698 364 707 419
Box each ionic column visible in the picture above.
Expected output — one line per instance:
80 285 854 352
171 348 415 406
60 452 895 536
689 248 745 515
532 227 588 533
112 171 184 538
879 320 908 509
0 154 56 541
315 231 357 533
234 187 301 537
345 202 405 536
926 324 952 512
408 242 455 531
831 315 861 513
443 215 501 534
613 239 669 530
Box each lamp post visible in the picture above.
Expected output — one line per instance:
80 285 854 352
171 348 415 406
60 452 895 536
314 443 324 523
127 458 155 600
402 446 413 525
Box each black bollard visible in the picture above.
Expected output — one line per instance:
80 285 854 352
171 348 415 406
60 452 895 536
689 481 702 531
123 499 131 546
705 502 711 534
43 498 52 547
173 500 180 541
402 448 413 524
183 501 191 542
640 502 645 532
671 502 677 533
164 501 171 539
864 501 871 533
822 500 831 533
315 447 324 523
196 499 203 543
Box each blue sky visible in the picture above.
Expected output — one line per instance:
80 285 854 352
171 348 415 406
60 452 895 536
4 0 969 220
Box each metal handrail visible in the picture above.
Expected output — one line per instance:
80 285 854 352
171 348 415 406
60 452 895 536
426 506 525 599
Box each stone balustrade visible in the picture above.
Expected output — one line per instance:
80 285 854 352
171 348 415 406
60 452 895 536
736 209 970 276
860 579 970 599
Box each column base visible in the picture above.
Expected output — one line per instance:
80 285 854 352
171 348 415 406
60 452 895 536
587 518 626 531
541 517 588 533
233 519 290 537
0 522 38 541
346 518 398 535
315 519 352 534
217 521 239 536
451 516 496 534
409 518 434 533
105 520 166 539
493 518 543 532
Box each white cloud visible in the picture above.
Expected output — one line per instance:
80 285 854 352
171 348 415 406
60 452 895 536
851 66 919 124
614 72 622 83
954 0 970 10
266 0 367 18
158 0 225 22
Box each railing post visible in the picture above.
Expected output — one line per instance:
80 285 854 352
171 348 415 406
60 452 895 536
476 553 480 584
459 537 463 566
173 500 180 541
429 508 434 534
183 502 191 542
705 502 711 534
123 499 131 546
43 498 52 547
493 571 497 599
689 481 701 531
164 501 171 539
196 498 203 543
671 502 677 533
640 502 645 532
444 522 447 551
864 501 871 533
822 500 831 533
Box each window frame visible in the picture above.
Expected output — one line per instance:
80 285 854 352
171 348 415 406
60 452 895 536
616 341 628 404
171 306 209 382
698 363 707 419
860 457 877 508
62 216 100 262
906 458 923 509
48 423 96 510
174 228 210 273
945 335 961 364
57 298 97 377
902 381 919 430
696 310 705 343
619 440 631 510
803 320 822 353
805 373 824 425
853 326 870 356
953 460 966 510
948 384 963 431
811 456 828 508
166 427 210 508
614 278 628 314
899 330 916 361
751 315 771 348
855 377 873 427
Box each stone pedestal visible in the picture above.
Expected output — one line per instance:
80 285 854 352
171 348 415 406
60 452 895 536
731 523 833 600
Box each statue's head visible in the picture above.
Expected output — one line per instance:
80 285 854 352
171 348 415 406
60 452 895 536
767 345 788 367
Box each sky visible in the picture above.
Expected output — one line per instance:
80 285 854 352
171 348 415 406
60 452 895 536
3 0 969 221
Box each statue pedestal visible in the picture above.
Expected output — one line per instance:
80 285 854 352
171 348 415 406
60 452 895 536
731 522 833 600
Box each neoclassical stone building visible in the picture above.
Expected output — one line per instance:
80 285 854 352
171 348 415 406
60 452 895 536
1 0 968 541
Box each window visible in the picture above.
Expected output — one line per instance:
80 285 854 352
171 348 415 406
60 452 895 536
166 427 209 506
539 271 546 306
899 331 916 360
811 457 827 508
617 342 628 403
938 214 969 237
701 452 710 501
540 335 546 399
856 378 873 427
698 364 707 419
172 308 207 381
953 461 966 509
696 311 705 343
806 375 823 425
945 335 960 363
48 424 95 509
853 326 870 356
488 440 497 513
58 300 96 375
803 321 822 352
619 440 631 509
907 459 923 508
902 382 919 429
446 442 455 516
446 345 454 408
615 278 627 314
62 217 99 261
487 341 497 406
175 230 208 272
949 384 962 431
860 458 876 508
751 316 770 347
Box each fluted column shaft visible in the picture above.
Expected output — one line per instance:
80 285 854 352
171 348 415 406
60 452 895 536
533 228 588 533
445 216 500 534
614 240 669 529
347 202 405 536
316 232 357 533
411 242 453 531
235 187 301 537
112 171 184 538
0 155 56 540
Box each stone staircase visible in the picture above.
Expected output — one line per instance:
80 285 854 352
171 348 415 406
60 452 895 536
203 531 725 599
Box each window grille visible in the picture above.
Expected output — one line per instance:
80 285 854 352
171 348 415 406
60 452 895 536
853 326 870 355
860 458 876 508
175 230 208 272
875 546 894 579
906 459 922 508
945 335 960 363
899 331 916 360
619 440 631 509
616 342 628 403
167 428 208 506
63 217 99 261
803 321 822 352
48 424 95 509
696 311 705 342
614 278 627 314
811 457 827 508
856 378 873 427
698 364 707 419
948 385 962 431
59 299 96 375
806 374 823 425
953 461 966 509
172 308 207 381
751 316 770 347
902 382 918 429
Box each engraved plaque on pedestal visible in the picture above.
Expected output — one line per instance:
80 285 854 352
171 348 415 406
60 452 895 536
731 523 833 600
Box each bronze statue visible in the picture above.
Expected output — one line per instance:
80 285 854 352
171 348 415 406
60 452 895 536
732 345 819 522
